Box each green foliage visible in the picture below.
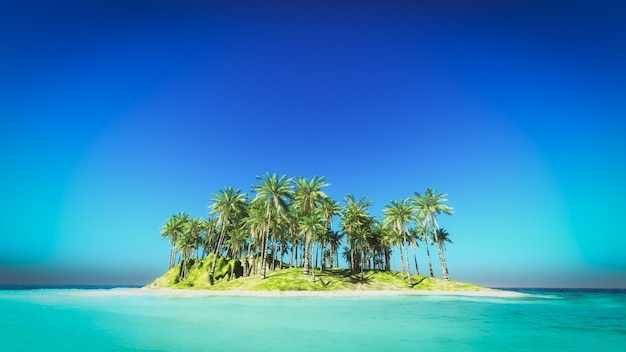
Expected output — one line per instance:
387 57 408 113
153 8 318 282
147 255 241 289
147 265 491 292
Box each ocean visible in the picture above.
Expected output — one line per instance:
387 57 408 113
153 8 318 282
0 287 624 351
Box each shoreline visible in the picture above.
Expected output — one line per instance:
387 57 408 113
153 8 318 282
77 287 531 298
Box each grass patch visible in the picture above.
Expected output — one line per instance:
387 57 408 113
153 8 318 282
146 258 494 292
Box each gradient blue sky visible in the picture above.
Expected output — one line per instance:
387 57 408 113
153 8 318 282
1 0 625 287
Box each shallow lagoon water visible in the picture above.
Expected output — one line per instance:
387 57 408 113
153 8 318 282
1 288 624 351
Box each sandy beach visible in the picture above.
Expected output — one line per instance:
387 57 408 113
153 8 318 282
76 287 530 298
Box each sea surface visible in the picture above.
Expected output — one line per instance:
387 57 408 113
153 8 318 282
0 287 624 351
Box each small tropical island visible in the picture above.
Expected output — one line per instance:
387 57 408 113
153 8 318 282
147 173 520 296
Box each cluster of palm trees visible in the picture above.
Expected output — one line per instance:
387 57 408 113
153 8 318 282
160 173 453 287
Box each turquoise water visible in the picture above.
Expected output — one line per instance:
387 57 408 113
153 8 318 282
1 288 624 351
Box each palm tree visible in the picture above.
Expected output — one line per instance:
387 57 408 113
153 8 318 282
273 210 291 270
200 217 218 258
431 228 453 279
284 206 301 268
299 213 325 283
383 199 415 287
252 173 293 279
243 199 268 276
160 212 189 269
413 222 434 277
411 188 453 280
327 230 344 268
185 217 204 259
353 219 374 279
225 226 249 280
208 187 247 284
318 197 339 270
293 176 329 275
176 228 195 280
340 194 373 278
406 228 420 275
383 224 404 274
369 220 390 270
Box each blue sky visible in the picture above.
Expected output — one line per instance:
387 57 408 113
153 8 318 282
1 0 625 287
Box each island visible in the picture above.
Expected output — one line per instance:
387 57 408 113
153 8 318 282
149 173 525 297
144 255 526 297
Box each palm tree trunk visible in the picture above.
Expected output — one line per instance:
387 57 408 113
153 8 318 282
360 246 365 281
385 248 391 271
413 253 420 275
412 248 420 276
180 258 186 280
424 237 434 277
278 243 285 270
303 238 310 275
209 227 227 284
260 204 271 279
271 238 277 271
436 241 450 280
296 244 300 267
229 257 235 281
403 243 412 287
350 245 355 271
398 245 406 278
320 240 326 272
441 249 449 279
402 230 413 287
311 243 316 283
243 242 252 276
169 246 175 270
260 233 269 279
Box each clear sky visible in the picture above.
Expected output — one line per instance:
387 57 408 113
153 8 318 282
1 0 625 287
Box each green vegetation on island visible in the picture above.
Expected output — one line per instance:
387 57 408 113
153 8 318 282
156 173 458 291
147 256 492 292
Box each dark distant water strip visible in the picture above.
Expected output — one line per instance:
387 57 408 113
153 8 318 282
496 288 626 295
0 284 144 290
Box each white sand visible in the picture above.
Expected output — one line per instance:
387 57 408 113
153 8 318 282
76 287 530 298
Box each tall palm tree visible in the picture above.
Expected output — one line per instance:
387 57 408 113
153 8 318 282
273 210 292 270
340 194 373 278
299 213 325 283
284 206 301 268
160 212 189 270
327 230 344 269
200 217 218 259
252 173 293 279
208 187 247 284
383 224 404 274
318 197 339 271
406 228 420 275
243 199 268 276
383 199 415 287
411 188 453 280
413 222 434 277
369 220 390 270
353 218 374 279
431 228 453 279
176 228 195 280
185 217 204 259
293 176 329 275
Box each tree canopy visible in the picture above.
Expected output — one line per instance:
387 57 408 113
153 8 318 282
160 174 454 286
